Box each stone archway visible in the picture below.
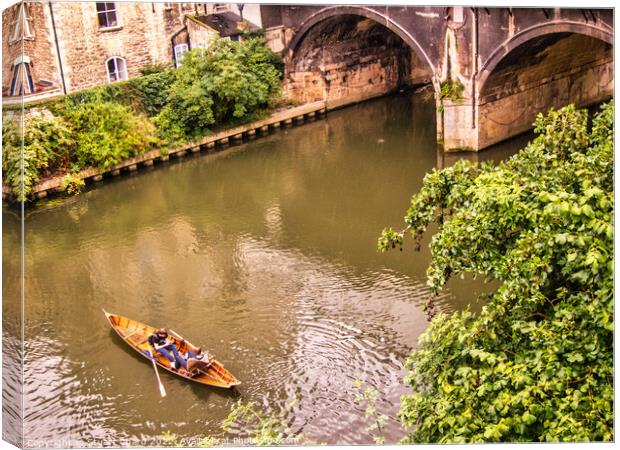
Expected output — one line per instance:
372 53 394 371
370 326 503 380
287 6 435 72
475 21 613 149
285 6 436 106
478 21 613 91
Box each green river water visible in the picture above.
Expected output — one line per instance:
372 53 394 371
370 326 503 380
3 91 525 446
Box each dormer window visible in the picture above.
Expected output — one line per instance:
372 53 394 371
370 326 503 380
9 56 35 96
97 3 118 29
11 3 34 43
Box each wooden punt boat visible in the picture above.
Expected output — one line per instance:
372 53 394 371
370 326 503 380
103 310 241 389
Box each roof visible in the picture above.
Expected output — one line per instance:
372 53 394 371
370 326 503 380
193 11 259 38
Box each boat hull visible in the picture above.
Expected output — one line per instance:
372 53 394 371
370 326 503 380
103 310 241 389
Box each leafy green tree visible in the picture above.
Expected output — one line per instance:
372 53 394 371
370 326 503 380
139 62 172 76
156 37 282 142
379 102 613 442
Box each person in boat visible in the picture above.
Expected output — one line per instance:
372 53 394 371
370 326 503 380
184 347 214 377
148 328 187 371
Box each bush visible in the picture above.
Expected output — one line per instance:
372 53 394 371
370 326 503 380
155 68 216 142
60 83 127 109
56 70 177 119
127 69 177 116
61 99 160 170
211 37 282 120
2 37 283 198
2 116 74 200
139 62 171 76
380 102 614 443
439 80 464 102
157 37 282 141
62 173 85 195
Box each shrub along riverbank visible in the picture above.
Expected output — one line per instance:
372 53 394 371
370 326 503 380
2 36 283 201
380 101 614 442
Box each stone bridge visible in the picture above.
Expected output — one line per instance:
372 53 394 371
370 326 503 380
263 6 613 151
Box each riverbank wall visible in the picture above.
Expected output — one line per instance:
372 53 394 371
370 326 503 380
4 85 416 204
2 101 332 202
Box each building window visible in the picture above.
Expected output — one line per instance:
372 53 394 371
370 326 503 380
97 3 118 29
11 3 34 42
106 57 127 82
445 7 465 24
10 57 35 96
207 3 229 14
174 44 189 68
452 7 464 23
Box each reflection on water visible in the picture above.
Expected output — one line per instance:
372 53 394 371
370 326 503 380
438 131 534 169
3 92 522 446
3 201 23 448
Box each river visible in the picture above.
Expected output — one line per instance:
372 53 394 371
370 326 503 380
2 91 523 446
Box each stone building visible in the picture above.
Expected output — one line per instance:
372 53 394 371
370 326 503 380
2 2 263 104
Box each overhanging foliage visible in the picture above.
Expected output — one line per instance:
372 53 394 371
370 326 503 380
379 101 614 442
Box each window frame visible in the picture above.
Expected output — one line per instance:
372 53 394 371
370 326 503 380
10 57 35 97
207 3 229 14
11 3 34 43
105 56 128 83
96 2 120 29
174 43 189 68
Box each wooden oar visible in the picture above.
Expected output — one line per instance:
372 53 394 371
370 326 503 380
148 349 167 398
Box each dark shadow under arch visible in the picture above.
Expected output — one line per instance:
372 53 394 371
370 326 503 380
288 5 436 82
478 21 613 93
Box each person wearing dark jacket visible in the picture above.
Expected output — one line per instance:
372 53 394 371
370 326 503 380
148 328 186 371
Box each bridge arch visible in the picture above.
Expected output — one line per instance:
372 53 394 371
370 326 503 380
284 6 437 105
478 21 613 94
288 5 436 78
475 21 613 149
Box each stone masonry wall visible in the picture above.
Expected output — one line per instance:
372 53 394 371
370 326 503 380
2 2 61 94
52 2 186 92
478 57 613 149
2 2 193 97
477 34 613 149
186 16 219 51
2 4 22 92
284 16 421 105
285 50 411 105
